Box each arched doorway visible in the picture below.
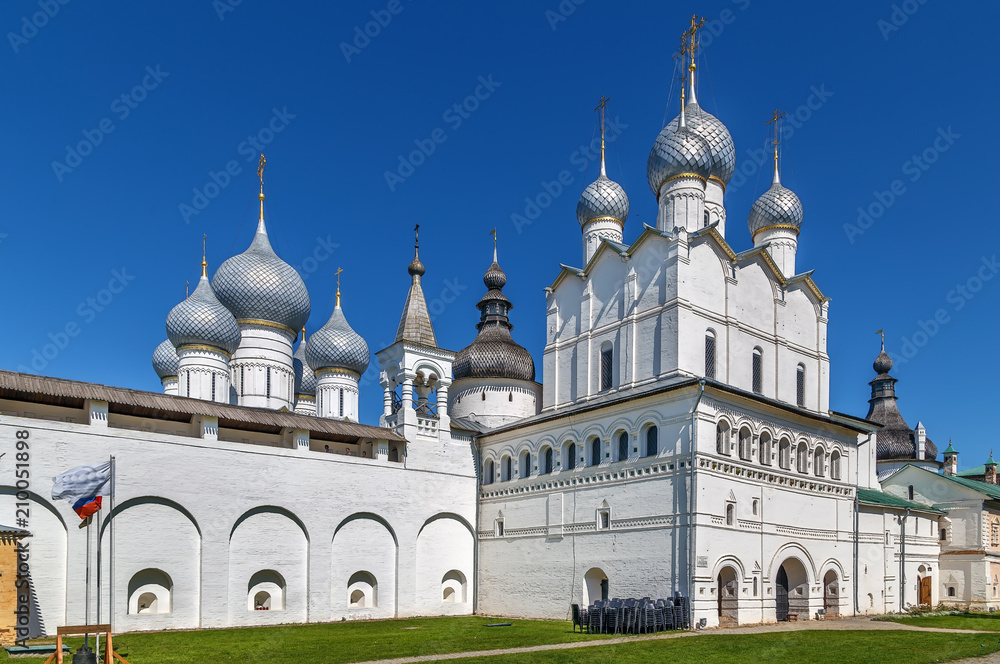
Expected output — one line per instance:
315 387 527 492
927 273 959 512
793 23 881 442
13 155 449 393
775 558 809 621
823 570 839 616
917 565 932 606
717 566 739 626
584 568 608 605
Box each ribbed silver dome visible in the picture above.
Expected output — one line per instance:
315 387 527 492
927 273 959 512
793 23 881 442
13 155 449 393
577 175 629 226
747 182 803 237
212 223 311 332
454 325 535 382
647 117 713 194
293 335 316 396
166 275 242 355
678 101 736 185
152 339 179 379
306 304 370 376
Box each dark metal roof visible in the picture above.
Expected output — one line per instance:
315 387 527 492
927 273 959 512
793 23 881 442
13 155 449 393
0 370 403 443
864 348 938 461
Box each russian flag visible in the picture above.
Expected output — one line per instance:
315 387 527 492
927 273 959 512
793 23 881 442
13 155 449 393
72 495 102 520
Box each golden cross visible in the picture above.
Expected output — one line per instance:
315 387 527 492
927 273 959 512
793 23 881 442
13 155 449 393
202 233 206 261
685 15 706 61
335 266 343 290
595 95 611 161
766 109 786 147
257 153 266 186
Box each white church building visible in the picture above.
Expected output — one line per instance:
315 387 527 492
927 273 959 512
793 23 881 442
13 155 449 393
0 21 982 635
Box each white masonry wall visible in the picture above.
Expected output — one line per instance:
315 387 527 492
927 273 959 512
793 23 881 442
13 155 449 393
0 397 476 636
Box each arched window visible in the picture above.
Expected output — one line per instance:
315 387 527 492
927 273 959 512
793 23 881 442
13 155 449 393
645 426 658 457
442 570 467 604
541 447 553 475
600 343 614 391
128 569 172 615
947 587 956 597
796 364 806 407
348 571 377 608
716 421 731 456
752 347 763 394
759 432 772 466
705 331 716 379
703 210 710 228
519 450 531 479
590 438 601 467
565 443 577 471
830 450 841 480
814 448 825 477
248 570 285 612
483 459 494 485
738 427 752 461
617 432 629 462
779 437 791 470
796 443 809 474
501 456 512 482
752 499 759 515
726 503 735 526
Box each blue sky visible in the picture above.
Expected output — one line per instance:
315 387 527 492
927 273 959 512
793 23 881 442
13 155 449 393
2 1 996 469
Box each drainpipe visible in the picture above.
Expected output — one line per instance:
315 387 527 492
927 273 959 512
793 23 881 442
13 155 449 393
854 432 871 615
472 433 481 615
688 380 706 629
899 508 909 611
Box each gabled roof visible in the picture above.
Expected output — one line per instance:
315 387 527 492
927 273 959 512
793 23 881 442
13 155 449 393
940 473 1000 501
547 223 828 303
858 487 945 514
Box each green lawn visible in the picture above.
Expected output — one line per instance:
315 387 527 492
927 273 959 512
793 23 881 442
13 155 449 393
8 617 1000 664
887 612 1000 632
7 616 600 663
456 631 1000 664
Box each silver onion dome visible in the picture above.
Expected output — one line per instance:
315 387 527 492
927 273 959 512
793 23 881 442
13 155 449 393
747 181 804 238
293 333 316 396
166 274 242 355
306 303 370 376
152 339 179 379
212 220 311 333
577 175 630 226
677 101 736 185
647 114 713 194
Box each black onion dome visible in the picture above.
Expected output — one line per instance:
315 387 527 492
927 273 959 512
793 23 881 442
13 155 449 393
454 254 535 382
454 325 535 382
866 346 938 461
152 339 179 379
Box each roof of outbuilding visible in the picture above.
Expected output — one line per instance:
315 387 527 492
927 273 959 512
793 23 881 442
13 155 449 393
857 488 945 515
0 370 404 443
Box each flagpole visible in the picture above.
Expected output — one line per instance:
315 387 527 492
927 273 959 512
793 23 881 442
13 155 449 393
110 455 116 634
95 507 102 657
85 513 91 649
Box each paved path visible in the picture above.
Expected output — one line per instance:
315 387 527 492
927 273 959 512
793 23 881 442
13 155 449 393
352 618 998 664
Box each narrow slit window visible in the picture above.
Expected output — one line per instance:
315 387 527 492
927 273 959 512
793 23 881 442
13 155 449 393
705 333 716 379
796 364 805 407
752 348 763 394
600 345 613 391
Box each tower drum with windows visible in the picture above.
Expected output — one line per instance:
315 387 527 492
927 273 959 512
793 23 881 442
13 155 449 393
451 244 541 429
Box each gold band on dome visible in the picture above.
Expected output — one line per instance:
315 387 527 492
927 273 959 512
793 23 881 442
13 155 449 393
237 319 296 335
295 394 316 401
708 175 727 192
177 344 232 358
315 367 362 379
583 215 624 226
655 172 708 201
751 223 801 238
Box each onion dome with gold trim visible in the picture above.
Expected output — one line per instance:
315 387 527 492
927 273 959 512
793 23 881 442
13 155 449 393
152 339 179 380
577 129 629 227
647 105 713 194
212 186 310 333
293 330 316 396
747 167 803 238
166 261 241 355
306 292 370 376
453 247 535 382
673 100 735 186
